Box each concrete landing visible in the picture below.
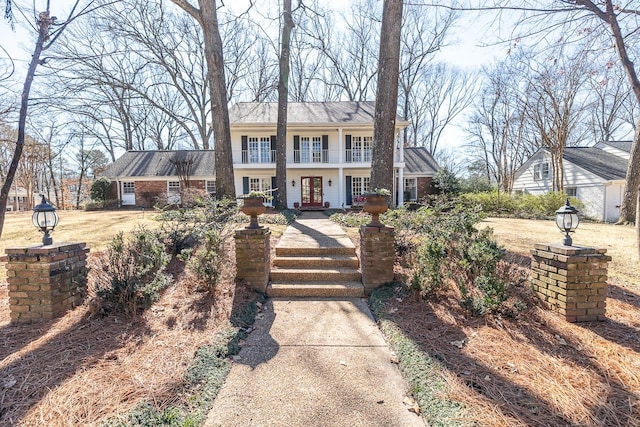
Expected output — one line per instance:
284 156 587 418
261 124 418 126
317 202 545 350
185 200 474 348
204 299 424 427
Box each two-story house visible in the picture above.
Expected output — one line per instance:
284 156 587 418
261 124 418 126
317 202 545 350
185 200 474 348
101 101 439 209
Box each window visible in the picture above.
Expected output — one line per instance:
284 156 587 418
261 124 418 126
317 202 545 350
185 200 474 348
123 182 135 194
248 177 272 205
352 136 372 162
404 178 417 201
206 180 216 196
565 187 577 197
533 162 550 180
260 137 271 163
168 181 180 194
352 176 370 201
249 137 260 163
299 136 322 163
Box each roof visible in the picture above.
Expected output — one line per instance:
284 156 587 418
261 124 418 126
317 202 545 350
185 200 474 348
563 147 627 181
601 140 632 153
229 102 409 127
101 150 215 178
403 147 440 175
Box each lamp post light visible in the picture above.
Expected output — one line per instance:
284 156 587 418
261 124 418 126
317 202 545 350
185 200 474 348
32 195 59 245
555 198 579 246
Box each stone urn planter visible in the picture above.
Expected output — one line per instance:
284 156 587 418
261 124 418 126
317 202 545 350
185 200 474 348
363 193 389 227
240 196 266 229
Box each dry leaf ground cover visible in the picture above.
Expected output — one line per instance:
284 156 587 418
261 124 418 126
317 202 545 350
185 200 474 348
373 218 639 426
0 210 276 426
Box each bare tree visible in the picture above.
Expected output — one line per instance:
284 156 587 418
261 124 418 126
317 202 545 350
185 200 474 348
523 48 590 192
0 1 99 238
169 0 235 198
467 53 533 193
370 0 403 193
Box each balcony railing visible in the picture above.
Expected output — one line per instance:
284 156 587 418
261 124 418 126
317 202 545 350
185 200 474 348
234 148 404 164
234 150 276 164
345 148 372 163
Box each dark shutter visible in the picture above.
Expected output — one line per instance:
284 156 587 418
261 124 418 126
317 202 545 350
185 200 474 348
346 175 352 205
322 135 329 162
270 135 277 163
293 135 300 163
241 136 248 164
242 177 249 194
345 135 352 162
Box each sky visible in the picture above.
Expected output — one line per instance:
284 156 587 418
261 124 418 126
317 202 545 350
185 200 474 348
0 0 506 157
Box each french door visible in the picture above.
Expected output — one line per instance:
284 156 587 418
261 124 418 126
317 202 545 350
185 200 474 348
301 176 323 207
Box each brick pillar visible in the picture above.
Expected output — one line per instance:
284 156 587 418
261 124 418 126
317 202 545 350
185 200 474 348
235 228 270 293
530 244 610 322
360 225 395 295
4 243 89 324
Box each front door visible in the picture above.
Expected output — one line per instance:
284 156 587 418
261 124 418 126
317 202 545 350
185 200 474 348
301 176 323 207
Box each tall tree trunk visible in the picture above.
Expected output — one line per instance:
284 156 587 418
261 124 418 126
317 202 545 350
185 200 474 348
370 0 403 195
201 1 234 198
275 0 294 210
172 0 235 199
0 10 50 239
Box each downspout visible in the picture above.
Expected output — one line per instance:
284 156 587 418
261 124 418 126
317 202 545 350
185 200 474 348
116 178 121 208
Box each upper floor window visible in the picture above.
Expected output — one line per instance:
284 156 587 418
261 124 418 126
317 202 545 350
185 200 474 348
351 136 372 162
533 162 550 181
248 137 272 164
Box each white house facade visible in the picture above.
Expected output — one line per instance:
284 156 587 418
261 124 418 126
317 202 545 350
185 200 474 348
512 142 630 222
102 102 440 209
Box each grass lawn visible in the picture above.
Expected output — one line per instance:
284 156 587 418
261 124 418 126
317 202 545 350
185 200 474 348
481 217 639 286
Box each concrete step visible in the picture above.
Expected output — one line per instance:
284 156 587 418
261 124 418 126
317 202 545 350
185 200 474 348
273 255 360 268
267 281 365 298
270 267 362 283
275 246 356 257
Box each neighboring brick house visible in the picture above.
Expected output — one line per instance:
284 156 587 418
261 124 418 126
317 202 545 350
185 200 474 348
101 150 216 208
101 102 440 208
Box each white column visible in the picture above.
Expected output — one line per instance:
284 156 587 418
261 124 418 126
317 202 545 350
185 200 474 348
398 167 404 207
339 168 344 209
338 128 343 163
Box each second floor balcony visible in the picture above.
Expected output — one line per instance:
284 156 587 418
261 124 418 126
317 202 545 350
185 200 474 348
233 147 402 166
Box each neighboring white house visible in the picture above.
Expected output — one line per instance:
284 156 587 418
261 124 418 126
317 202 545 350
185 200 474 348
512 141 630 222
102 101 440 209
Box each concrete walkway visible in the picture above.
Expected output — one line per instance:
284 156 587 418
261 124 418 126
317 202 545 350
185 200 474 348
204 298 424 427
275 211 356 253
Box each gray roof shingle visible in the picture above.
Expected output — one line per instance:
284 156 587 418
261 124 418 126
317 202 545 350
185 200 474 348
563 147 627 181
229 101 408 126
602 140 632 153
404 147 440 175
101 150 215 178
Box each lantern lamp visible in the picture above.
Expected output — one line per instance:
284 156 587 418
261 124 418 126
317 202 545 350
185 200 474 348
32 195 59 245
555 198 579 246
291 180 296 187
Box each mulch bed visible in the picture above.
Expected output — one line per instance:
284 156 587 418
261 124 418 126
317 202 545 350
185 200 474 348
382 272 640 426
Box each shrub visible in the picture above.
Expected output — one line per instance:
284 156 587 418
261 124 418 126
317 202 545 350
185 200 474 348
433 168 460 195
90 177 114 202
460 191 584 218
90 227 171 315
188 228 225 291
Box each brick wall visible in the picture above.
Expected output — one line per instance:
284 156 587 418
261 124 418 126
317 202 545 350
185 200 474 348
360 225 395 295
530 244 610 322
135 181 167 207
417 177 433 199
4 243 89 323
235 228 270 293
